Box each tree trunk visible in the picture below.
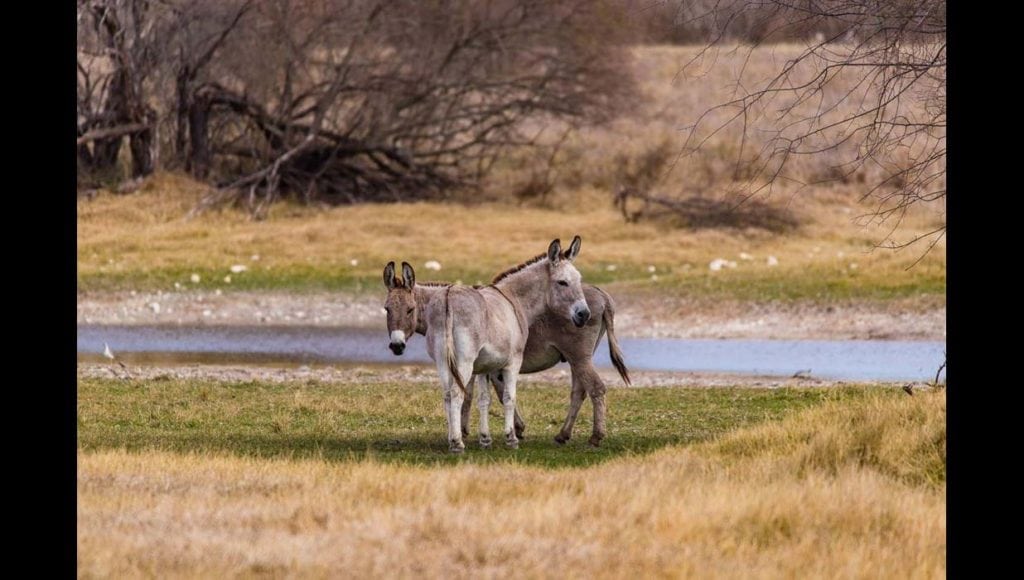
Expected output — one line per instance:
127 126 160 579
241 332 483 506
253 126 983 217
187 94 212 179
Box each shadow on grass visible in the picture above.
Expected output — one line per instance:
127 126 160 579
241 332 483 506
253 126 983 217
78 378 880 469
79 429 704 469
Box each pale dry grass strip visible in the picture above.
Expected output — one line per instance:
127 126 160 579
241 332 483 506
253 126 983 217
79 391 945 579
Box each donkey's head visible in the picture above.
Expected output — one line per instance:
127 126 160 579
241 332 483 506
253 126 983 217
546 235 590 327
382 261 418 355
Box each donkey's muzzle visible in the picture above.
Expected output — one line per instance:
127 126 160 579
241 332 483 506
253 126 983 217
572 308 591 328
389 342 406 355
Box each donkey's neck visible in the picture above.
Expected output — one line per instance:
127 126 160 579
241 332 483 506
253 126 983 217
412 283 450 335
494 263 549 323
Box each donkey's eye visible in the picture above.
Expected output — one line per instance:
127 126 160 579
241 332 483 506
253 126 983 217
557 280 569 287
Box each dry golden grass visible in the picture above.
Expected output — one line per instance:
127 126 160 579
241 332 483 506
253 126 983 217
78 389 945 578
77 172 944 301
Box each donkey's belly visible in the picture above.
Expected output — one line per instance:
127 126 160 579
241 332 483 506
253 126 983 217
520 345 563 374
472 344 511 374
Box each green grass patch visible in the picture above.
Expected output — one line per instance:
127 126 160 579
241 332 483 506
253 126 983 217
77 261 945 302
78 377 892 468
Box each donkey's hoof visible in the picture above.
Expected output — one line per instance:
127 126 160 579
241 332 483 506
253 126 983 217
479 436 492 449
449 441 466 454
505 437 519 450
554 434 569 445
588 435 604 448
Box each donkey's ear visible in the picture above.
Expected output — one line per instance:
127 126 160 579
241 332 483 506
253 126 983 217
401 261 416 288
564 235 582 262
547 239 562 264
383 261 397 289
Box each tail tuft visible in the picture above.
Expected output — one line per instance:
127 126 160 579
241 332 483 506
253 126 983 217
598 287 631 387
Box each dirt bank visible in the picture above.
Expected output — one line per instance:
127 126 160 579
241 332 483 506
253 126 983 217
78 361 931 389
78 289 945 341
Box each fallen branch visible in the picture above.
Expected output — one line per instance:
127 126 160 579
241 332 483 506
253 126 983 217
76 123 150 145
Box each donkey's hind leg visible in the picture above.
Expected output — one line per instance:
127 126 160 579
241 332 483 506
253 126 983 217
460 374 476 438
490 372 526 439
438 359 471 454
476 375 493 448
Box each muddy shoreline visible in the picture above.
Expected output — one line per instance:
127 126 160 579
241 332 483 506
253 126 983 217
78 289 945 341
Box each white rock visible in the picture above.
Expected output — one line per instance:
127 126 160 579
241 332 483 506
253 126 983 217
190 273 201 283
349 259 359 267
215 289 223 296
739 252 753 261
295 311 306 318
223 275 232 283
605 264 618 271
646 265 657 273
650 274 659 281
766 256 779 267
424 260 442 271
149 302 161 314
849 263 859 270
709 259 727 271
251 254 260 261
202 309 212 317
174 282 182 289
230 264 248 273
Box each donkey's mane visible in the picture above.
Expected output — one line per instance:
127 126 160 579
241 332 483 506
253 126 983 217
491 253 549 284
491 247 574 284
391 279 450 289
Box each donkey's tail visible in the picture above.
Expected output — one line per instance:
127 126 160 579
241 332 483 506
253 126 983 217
444 286 466 394
596 287 631 387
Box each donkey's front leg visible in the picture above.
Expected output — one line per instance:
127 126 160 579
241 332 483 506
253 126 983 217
555 367 588 445
476 375 492 448
501 360 523 449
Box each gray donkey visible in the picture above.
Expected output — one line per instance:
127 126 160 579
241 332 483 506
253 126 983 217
383 238 631 450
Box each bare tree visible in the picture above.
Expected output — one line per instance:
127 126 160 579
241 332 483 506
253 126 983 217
77 0 634 212
186 0 634 218
77 0 162 183
670 0 946 253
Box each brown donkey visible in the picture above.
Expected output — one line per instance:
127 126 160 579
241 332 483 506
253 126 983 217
382 244 631 448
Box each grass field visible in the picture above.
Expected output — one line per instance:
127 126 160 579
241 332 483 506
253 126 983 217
77 43 945 577
78 377 945 577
